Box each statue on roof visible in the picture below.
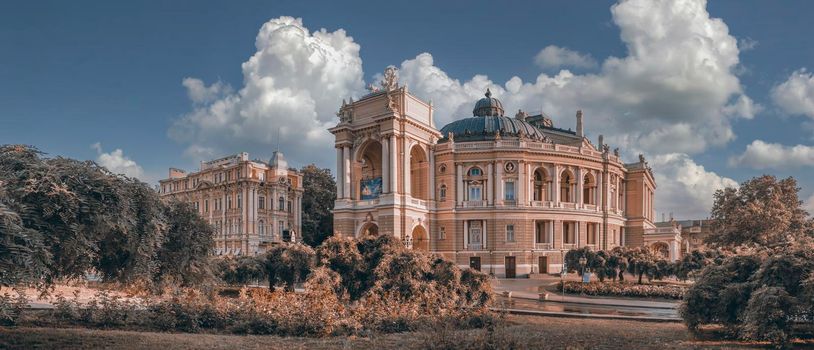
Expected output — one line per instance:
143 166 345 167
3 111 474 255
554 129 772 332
639 154 646 163
366 83 380 93
381 65 399 91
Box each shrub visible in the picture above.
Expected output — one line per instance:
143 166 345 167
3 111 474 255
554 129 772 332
0 290 28 326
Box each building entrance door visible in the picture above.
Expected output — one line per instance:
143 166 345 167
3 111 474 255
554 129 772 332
505 256 516 278
469 257 481 271
538 256 548 274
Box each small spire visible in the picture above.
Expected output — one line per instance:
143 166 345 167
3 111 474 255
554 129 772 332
485 88 492 98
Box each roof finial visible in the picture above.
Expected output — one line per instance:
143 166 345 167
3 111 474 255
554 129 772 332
485 88 492 98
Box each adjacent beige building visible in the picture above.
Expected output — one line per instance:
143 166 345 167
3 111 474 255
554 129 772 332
159 151 303 256
330 67 676 277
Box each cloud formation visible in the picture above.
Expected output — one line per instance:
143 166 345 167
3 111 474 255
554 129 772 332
92 143 146 180
729 140 814 169
650 153 738 219
399 0 755 156
170 16 365 167
772 68 814 119
534 45 597 70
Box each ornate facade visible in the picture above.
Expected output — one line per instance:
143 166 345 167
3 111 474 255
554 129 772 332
330 67 670 277
159 151 303 256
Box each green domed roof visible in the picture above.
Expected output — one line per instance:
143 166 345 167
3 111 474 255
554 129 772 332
440 90 548 142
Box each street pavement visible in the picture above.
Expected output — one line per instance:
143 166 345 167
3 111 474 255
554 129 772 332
491 277 680 320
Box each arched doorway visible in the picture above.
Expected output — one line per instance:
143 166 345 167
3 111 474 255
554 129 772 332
583 172 597 205
412 225 428 251
359 222 379 236
410 145 428 200
560 169 575 203
651 242 670 259
533 168 549 201
356 140 383 199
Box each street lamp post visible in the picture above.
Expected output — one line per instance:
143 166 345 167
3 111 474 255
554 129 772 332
578 256 587 295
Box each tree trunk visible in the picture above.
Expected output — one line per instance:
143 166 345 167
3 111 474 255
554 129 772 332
619 270 625 281
637 272 643 284
268 276 275 291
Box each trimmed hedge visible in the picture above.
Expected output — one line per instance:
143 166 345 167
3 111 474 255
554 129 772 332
558 281 686 300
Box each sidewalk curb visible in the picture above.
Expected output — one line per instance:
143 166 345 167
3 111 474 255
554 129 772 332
502 293 679 310
493 307 682 323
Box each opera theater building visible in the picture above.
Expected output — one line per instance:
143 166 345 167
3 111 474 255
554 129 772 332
330 68 671 278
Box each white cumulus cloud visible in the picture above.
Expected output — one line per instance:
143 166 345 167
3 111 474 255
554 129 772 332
534 45 598 69
182 78 232 104
650 153 738 219
399 0 754 156
729 140 814 169
169 16 365 168
772 68 814 119
92 143 146 180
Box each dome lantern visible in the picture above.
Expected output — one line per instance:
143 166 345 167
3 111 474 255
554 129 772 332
472 88 504 117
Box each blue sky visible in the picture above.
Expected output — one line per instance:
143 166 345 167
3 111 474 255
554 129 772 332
2 0 814 219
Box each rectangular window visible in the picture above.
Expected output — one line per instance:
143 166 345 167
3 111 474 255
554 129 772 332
288 201 292 213
438 226 446 240
506 224 515 242
227 196 232 209
563 222 575 244
258 196 265 209
468 186 482 201
439 185 447 200
204 200 209 212
587 223 597 245
535 221 550 244
504 182 515 200
237 194 242 209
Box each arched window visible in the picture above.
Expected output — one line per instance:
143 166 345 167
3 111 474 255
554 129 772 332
468 167 482 176
278 196 285 211
533 169 547 202
583 173 596 205
439 184 447 200
258 220 265 236
560 171 573 202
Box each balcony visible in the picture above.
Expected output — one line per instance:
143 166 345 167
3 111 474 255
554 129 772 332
498 200 517 207
462 200 487 208
534 243 553 250
531 200 553 208
562 243 576 250
561 202 577 209
466 244 484 251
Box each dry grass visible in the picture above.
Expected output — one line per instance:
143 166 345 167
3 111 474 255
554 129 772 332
2 315 811 350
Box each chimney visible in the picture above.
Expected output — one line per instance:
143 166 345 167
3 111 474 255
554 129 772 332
576 110 584 137
598 134 604 148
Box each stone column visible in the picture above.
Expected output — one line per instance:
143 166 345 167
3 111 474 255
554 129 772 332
576 168 584 206
518 162 525 206
390 135 398 194
343 146 351 199
552 165 560 205
456 164 463 205
428 148 435 200
381 137 390 193
486 163 493 205
527 163 533 205
403 140 411 196
336 147 344 198
496 161 503 203
463 220 469 249
482 220 487 249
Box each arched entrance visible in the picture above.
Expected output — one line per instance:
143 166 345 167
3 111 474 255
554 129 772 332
356 140 383 200
359 222 379 236
410 145 428 200
412 225 428 251
651 242 670 259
